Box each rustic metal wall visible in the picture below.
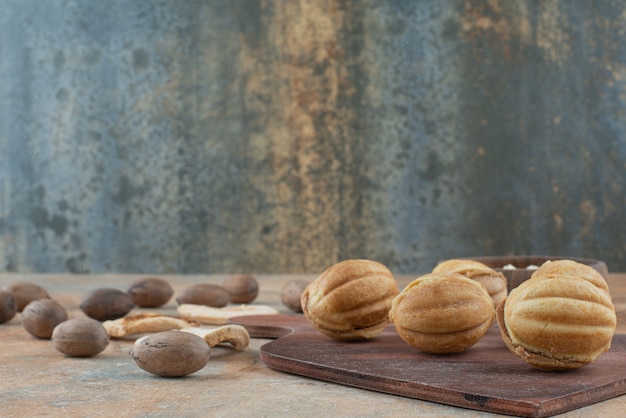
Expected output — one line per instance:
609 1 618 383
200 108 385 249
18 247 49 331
1 0 624 274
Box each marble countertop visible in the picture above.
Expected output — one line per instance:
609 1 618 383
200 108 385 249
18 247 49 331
1 273 624 418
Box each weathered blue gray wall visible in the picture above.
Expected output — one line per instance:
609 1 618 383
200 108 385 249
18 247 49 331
0 0 624 274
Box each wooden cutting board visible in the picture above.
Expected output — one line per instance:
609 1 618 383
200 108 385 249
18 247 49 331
230 314 626 417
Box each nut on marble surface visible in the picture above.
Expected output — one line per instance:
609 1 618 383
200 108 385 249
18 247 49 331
80 288 135 321
0 290 17 323
52 317 110 357
2 282 50 312
176 283 230 308
127 277 174 308
223 274 258 304
130 330 211 377
280 279 310 313
22 299 68 339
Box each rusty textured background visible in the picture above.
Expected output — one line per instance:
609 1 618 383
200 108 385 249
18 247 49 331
0 0 625 275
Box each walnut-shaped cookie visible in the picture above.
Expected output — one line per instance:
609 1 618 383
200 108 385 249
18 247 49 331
497 261 616 370
389 272 495 354
433 259 507 308
530 259 609 292
300 259 399 341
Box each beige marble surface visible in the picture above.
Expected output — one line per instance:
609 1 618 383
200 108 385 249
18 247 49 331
0 273 624 418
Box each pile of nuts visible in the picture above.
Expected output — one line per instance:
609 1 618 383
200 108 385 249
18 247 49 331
0 274 268 377
0 281 109 357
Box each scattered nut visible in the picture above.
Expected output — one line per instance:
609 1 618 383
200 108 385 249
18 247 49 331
130 331 211 377
3 282 50 312
177 303 278 325
0 291 17 323
52 318 110 357
80 288 135 321
127 277 174 308
103 313 199 338
280 279 310 313
176 284 229 308
181 324 250 351
22 299 68 339
223 274 258 304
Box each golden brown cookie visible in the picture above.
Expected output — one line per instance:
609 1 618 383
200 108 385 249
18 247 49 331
389 272 495 354
301 259 399 341
433 259 508 308
497 262 616 370
530 259 609 292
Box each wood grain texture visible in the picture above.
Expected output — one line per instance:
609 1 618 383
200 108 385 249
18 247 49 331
231 314 626 417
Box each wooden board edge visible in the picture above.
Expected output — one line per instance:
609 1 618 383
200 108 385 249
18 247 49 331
258 350 541 417
259 347 626 418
